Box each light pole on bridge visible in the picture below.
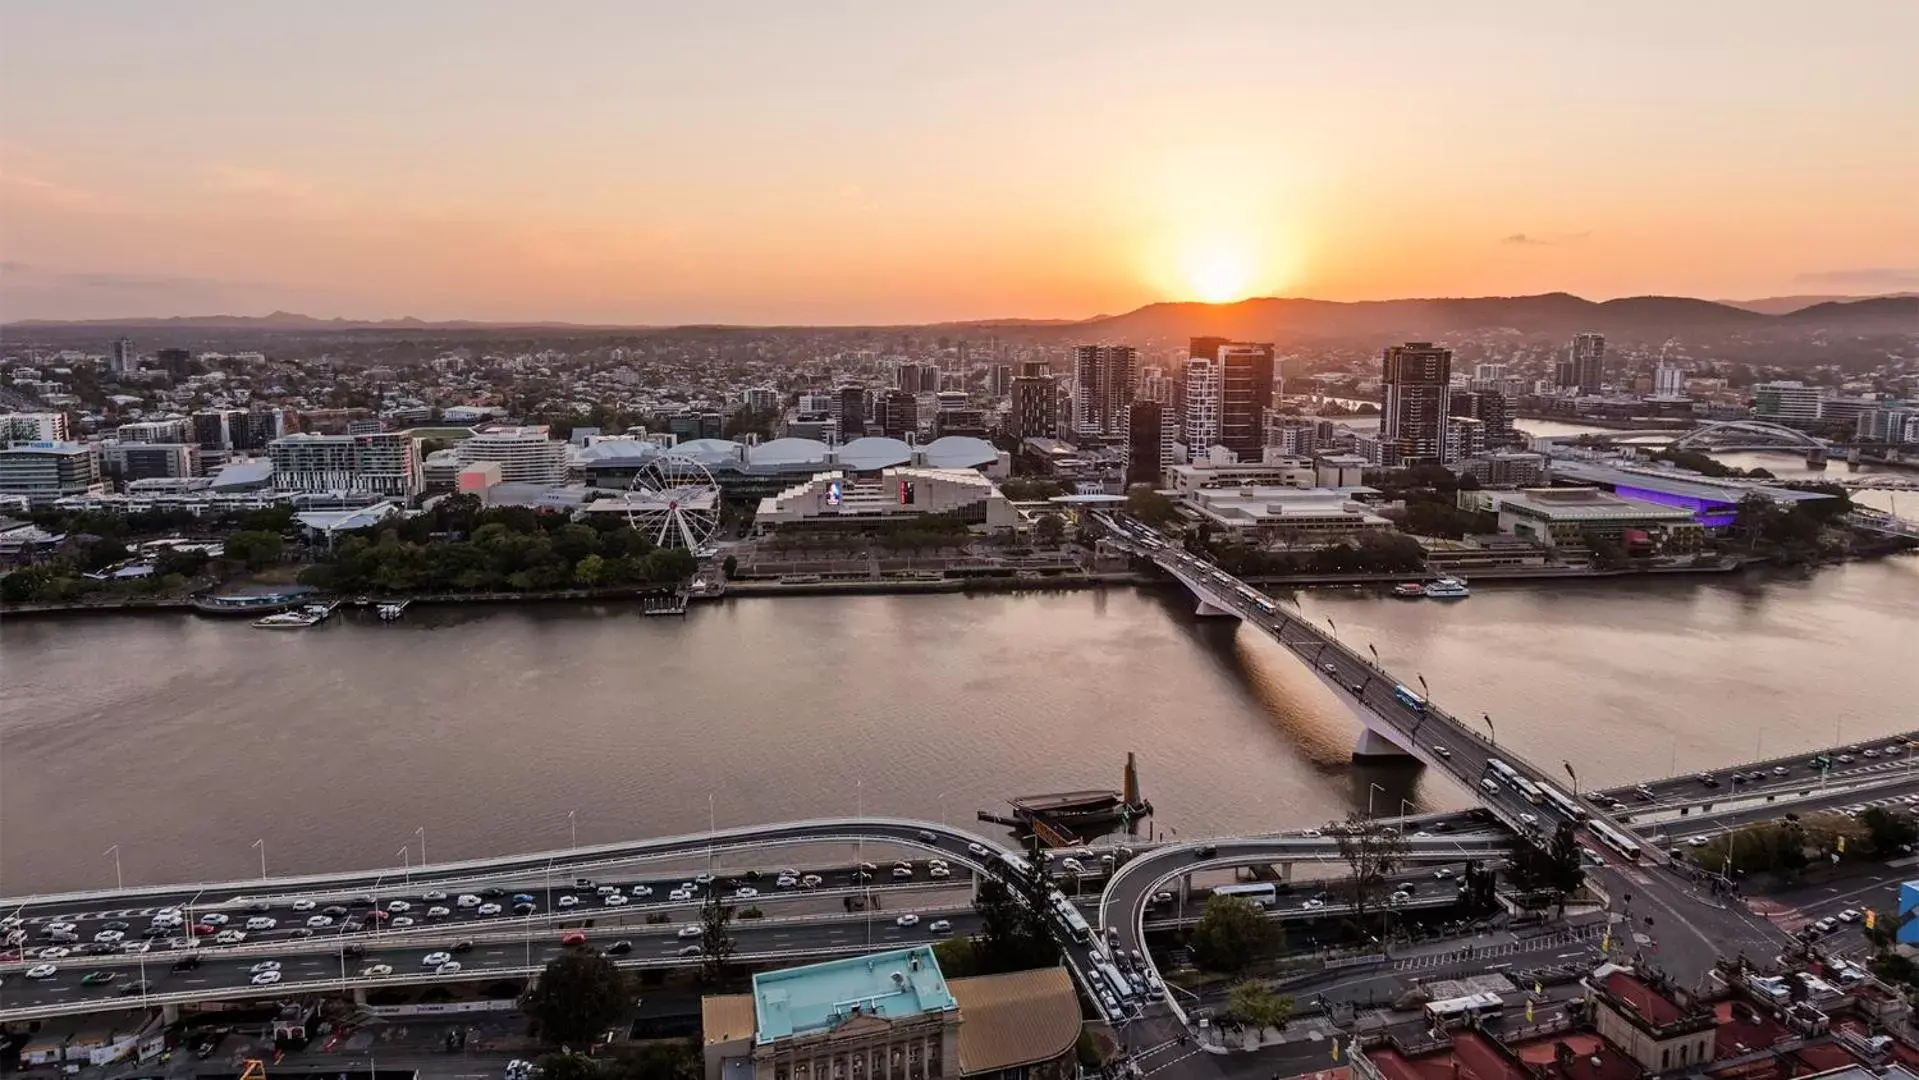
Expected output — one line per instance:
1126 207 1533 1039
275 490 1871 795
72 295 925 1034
1367 643 1380 669
250 838 267 882
104 844 123 892
1563 761 1579 799
415 825 427 869
1482 713 1496 746
1367 782 1385 819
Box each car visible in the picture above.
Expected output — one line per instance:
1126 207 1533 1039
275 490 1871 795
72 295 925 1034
678 925 704 938
512 893 538 906
141 926 171 939
513 902 538 916
435 961 462 975
421 951 453 967
348 896 377 909
776 875 799 888
918 829 939 842
596 884 621 896
39 946 71 959
189 923 216 937
1837 754 1855 764
574 877 596 889
1301 899 1325 910
669 888 693 902
94 929 126 943
120 940 152 954
1519 813 1538 826
605 939 634 954
562 932 588 947
150 913 183 928
367 910 391 923
42 921 76 934
213 929 247 944
1349 682 1366 694
858 861 879 873
602 893 628 907
288 928 315 939
322 905 349 917
457 893 483 907
891 867 913 880
201 913 230 927
251 970 282 986
343 943 368 958
78 942 117 955
694 873 715 886
1731 773 1748 785
1864 749 1881 758
361 963 393 976
422 890 448 902
171 955 201 972
452 938 474 952
391 916 416 928
1887 745 1905 756
119 979 155 995
801 874 824 888
246 917 276 931
26 964 58 979
102 920 130 931
306 915 334 928
1433 868 1454 879
480 887 507 898
734 886 759 899
557 895 580 909
677 944 704 957
1321 661 1338 673
896 913 920 927
928 919 953 934
1813 918 1838 934
477 903 503 916
967 842 989 857
387 900 411 913
291 899 317 912
1838 909 1861 923
1686 836 1709 847
249 961 282 974
426 905 450 919
630 884 654 898
929 864 951 879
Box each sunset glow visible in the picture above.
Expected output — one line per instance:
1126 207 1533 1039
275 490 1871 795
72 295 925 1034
3 3 1916 322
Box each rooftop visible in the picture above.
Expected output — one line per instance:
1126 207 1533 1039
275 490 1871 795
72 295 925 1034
750 946 957 1045
1497 487 1697 523
948 967 1080 1074
1548 459 1835 506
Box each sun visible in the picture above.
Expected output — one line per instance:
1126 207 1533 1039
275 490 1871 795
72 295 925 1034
1177 240 1256 304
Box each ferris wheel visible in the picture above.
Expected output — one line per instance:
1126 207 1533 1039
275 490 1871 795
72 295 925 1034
623 453 723 550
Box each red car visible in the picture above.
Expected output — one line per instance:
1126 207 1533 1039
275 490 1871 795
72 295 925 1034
190 924 216 937
561 932 587 947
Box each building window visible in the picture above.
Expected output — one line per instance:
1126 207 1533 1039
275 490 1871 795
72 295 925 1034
1661 1049 1670 1071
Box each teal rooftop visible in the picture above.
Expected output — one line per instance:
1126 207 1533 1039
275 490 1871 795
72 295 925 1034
751 946 957 1045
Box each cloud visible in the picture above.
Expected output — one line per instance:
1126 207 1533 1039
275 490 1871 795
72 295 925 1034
1501 231 1591 247
63 271 234 291
0 260 30 274
200 163 319 201
1794 267 1919 287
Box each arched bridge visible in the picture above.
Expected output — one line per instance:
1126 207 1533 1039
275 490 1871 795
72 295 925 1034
1669 420 1829 452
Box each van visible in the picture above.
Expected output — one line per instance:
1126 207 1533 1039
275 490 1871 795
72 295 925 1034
1481 779 1500 794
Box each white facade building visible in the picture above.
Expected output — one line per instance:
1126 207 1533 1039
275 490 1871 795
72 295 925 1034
755 467 1021 532
1754 381 1823 426
1183 357 1221 453
1653 362 1687 399
268 432 423 498
0 412 70 445
455 425 569 485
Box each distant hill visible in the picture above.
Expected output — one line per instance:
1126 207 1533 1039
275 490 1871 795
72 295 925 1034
1719 292 1919 315
6 292 1912 342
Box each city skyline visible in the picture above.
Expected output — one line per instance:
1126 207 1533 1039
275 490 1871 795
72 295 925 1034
4 2 1916 324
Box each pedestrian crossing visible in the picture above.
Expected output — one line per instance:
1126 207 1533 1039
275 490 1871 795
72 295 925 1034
1391 924 1605 972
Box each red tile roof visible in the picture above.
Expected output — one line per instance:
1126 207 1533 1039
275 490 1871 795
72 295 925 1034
1602 971 1686 1028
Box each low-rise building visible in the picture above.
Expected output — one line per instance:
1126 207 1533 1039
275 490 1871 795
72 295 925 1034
1166 457 1318 494
0 443 102 505
701 948 1079 1080
1181 486 1394 546
754 467 1021 533
456 425 568 485
1482 487 1703 554
268 432 423 499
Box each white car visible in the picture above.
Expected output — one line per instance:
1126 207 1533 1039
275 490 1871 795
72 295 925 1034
201 913 230 927
94 929 126 943
669 888 693 902
596 885 619 896
422 890 448 902
1838 909 1861 923
891 867 913 880
694 873 715 886
251 970 282 986
556 895 580 909
734 887 759 899
39 946 71 959
1301 899 1326 910
801 874 823 888
249 960 282 974
1433 868 1454 880
306 915 334 929
391 916 416 928
602 894 628 907
677 944 703 957
477 903 502 916
291 899 316 912
421 951 452 966
1519 813 1538 826
677 925 703 939
26 963 58 979
150 914 183 930
457 894 482 908
44 921 76 934
630 884 653 898
434 961 462 975
928 865 951 879
386 900 411 913
361 963 393 977
776 875 799 889
245 917 276 931
213 929 247 945
896 913 920 927
426 906 451 919
928 919 953 934
967 842 989 857
1686 836 1708 847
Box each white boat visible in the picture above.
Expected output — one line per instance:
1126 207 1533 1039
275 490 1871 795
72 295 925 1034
377 602 407 621
253 611 322 629
1423 577 1470 600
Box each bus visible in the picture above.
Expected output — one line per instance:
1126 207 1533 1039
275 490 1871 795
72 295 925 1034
1054 900 1093 943
1099 961 1138 1002
1538 782 1589 822
1211 882 1278 909
1392 685 1427 713
1511 777 1546 805
1424 991 1505 1025
1590 820 1642 862
1486 758 1519 783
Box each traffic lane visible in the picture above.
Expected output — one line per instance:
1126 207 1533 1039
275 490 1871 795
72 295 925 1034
1601 735 1919 800
1 910 989 1010
1636 782 1919 844
7 855 977 940
5 818 1010 916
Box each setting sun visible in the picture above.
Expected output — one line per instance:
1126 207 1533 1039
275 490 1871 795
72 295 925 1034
1178 239 1257 304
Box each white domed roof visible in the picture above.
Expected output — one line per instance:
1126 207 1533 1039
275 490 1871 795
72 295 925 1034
920 435 999 469
750 437 832 467
837 436 914 471
673 438 746 464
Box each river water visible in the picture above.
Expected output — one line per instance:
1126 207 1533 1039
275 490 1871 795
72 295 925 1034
6 429 1915 894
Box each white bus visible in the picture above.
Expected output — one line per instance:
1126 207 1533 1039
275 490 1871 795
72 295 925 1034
1539 782 1588 821
1590 820 1642 862
1424 991 1505 1025
1211 882 1279 908
1511 777 1546 805
1486 758 1519 783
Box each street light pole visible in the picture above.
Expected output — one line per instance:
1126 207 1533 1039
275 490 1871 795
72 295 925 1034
399 845 411 885
1562 761 1579 798
1400 798 1415 820
1482 713 1496 746
1367 782 1385 819
937 791 949 828
1416 673 1429 702
251 838 267 882
415 826 427 869
104 845 123 892
1367 643 1380 668
708 793 717 875
568 810 577 852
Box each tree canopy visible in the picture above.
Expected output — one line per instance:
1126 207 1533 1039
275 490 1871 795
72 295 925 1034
1189 895 1280 973
523 951 632 1046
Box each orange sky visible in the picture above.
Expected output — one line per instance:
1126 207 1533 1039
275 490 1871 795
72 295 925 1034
3 3 1916 323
